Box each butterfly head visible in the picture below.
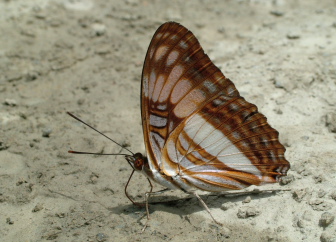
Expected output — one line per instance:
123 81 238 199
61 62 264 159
125 152 146 171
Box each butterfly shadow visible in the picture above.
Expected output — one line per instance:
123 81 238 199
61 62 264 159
110 188 288 219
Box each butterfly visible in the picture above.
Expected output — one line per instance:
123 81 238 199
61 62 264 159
68 21 290 229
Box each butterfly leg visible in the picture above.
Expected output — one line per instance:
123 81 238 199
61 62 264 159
125 170 155 207
141 188 170 232
192 191 223 226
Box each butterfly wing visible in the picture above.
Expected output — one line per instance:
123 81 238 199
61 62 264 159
141 22 290 192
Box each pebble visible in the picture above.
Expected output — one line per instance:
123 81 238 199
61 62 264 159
96 233 108 242
292 189 307 202
320 230 336 242
330 190 336 200
42 128 52 138
270 10 284 16
20 29 36 38
49 19 63 27
25 71 39 81
325 113 336 133
4 99 17 106
280 174 294 185
221 202 234 211
77 98 85 105
32 203 44 212
297 210 313 228
0 141 9 150
242 196 251 203
287 32 301 39
237 207 260 218
91 23 106 36
309 199 332 211
313 175 324 183
319 212 334 228
317 189 326 198
6 217 14 225
272 76 295 91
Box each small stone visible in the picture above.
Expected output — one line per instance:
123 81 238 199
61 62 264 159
297 211 313 228
309 199 332 211
77 98 85 105
90 173 99 184
330 190 336 200
20 29 36 38
6 217 14 225
271 76 295 91
95 45 111 55
16 178 27 186
4 99 17 106
44 232 59 240
34 13 46 19
242 196 251 203
32 203 43 212
0 141 9 150
319 212 334 228
287 32 300 39
280 174 294 185
275 108 283 115
56 213 65 218
91 23 106 36
96 233 108 242
217 27 225 34
270 10 284 16
237 207 260 218
313 175 324 183
42 128 52 138
49 19 63 27
325 113 336 133
221 202 234 211
54 40 74 49
317 189 326 198
25 71 39 81
292 189 307 202
297 219 306 228
301 135 309 141
320 230 336 242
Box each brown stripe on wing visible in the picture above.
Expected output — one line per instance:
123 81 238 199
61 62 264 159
183 170 260 191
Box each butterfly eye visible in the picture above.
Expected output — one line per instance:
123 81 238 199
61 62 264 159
133 157 144 170
132 153 144 170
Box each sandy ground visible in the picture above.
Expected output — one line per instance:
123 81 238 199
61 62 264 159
0 0 336 241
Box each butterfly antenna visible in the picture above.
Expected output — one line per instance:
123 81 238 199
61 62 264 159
68 150 130 156
67 112 134 155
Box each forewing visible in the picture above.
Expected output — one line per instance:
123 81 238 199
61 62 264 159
141 22 239 171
